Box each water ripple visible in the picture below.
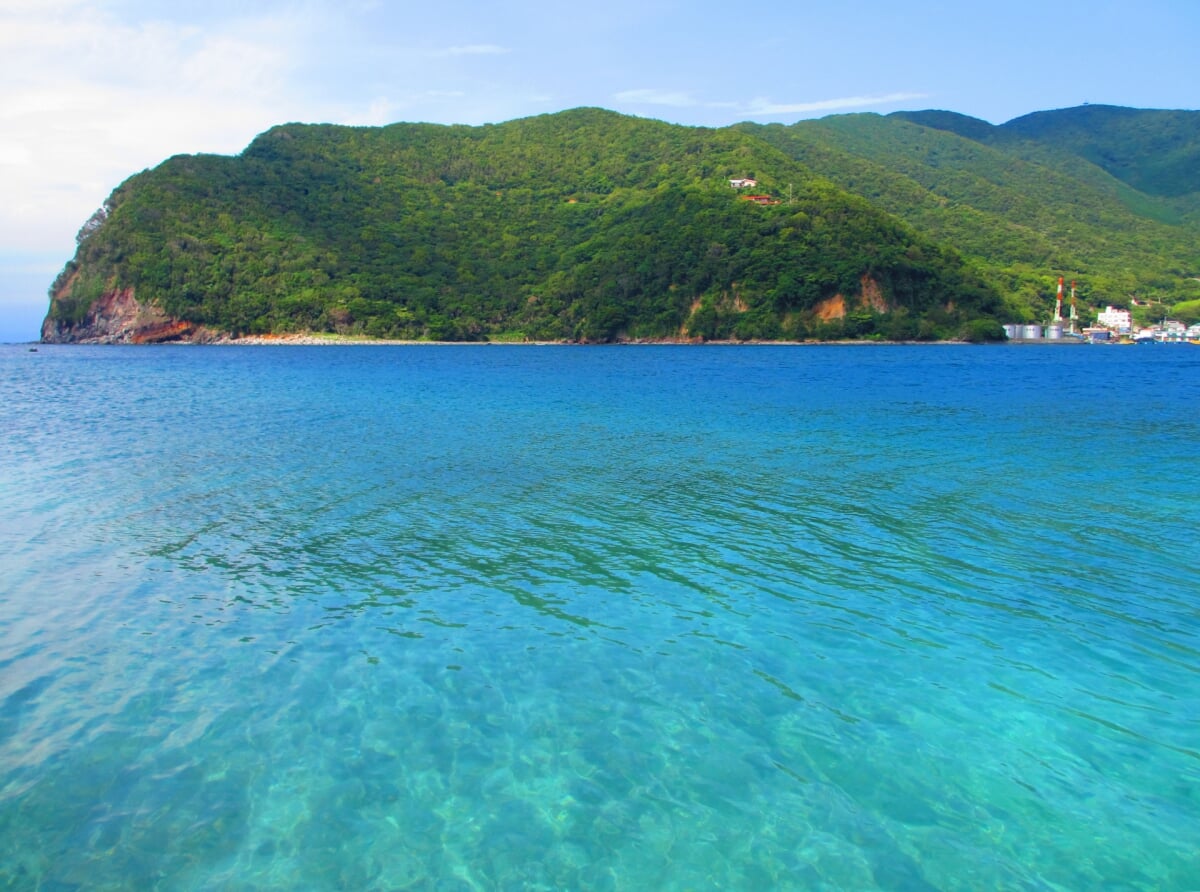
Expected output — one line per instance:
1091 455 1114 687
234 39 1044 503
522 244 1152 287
2 345 1199 889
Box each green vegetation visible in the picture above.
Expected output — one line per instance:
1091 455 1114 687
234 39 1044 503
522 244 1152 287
1168 299 1200 325
741 105 1200 324
47 105 1200 342
997 105 1200 201
44 109 1005 342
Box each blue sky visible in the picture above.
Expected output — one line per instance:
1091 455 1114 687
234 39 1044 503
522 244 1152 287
2 0 1197 341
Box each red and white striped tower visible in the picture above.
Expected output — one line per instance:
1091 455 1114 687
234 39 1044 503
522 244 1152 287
1069 281 1078 330
1054 277 1064 322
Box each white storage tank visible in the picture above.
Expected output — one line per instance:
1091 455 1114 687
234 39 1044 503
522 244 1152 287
1046 324 1064 340
1003 324 1021 340
1022 324 1043 339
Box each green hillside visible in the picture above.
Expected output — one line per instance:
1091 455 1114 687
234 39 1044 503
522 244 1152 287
890 110 999 144
999 105 1200 199
740 108 1200 322
44 109 1003 343
896 105 1200 222
44 104 1200 342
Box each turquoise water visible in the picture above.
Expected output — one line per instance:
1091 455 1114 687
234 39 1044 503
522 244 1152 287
1 343 1198 890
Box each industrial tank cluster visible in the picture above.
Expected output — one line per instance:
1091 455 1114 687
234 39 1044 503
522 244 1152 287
1003 323 1067 341
1004 277 1076 341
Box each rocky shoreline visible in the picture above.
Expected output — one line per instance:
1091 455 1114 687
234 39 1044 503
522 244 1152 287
39 288 996 347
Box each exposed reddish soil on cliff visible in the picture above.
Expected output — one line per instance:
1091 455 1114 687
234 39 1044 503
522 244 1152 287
41 288 215 344
813 275 891 321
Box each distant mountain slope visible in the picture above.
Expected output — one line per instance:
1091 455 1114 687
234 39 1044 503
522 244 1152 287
895 105 1200 219
998 105 1200 199
889 110 998 143
43 109 1003 343
741 107 1200 318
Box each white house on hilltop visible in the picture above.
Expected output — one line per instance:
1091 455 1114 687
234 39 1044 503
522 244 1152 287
729 178 758 189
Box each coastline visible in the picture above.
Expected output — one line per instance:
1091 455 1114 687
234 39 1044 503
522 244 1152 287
176 333 1006 347
36 328 1093 347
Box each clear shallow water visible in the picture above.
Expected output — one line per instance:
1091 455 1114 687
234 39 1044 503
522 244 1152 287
1 343 1198 890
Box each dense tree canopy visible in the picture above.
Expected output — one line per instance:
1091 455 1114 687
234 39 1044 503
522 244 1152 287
743 105 1200 322
46 105 1198 342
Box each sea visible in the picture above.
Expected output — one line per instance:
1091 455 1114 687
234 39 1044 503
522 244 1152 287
0 342 1197 891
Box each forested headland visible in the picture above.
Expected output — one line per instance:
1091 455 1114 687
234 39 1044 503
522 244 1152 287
43 105 1200 343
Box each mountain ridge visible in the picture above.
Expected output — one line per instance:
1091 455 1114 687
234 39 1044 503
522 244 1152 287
740 104 1200 319
43 104 1199 343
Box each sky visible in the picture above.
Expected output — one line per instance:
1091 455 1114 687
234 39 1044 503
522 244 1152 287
2 0 1197 341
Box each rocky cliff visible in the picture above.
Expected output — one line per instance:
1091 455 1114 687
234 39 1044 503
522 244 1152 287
40 286 212 344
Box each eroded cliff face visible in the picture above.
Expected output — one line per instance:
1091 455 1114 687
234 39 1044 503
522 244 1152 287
813 275 891 321
41 288 214 344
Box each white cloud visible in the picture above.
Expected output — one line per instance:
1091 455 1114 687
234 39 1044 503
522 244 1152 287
341 91 472 126
0 3 315 256
613 89 698 108
341 97 403 127
0 0 84 10
746 92 930 116
430 44 510 57
0 139 34 166
612 89 927 118
0 1 349 340
178 33 289 95
0 0 523 257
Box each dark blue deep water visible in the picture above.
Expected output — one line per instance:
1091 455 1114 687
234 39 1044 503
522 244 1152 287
1 343 1198 890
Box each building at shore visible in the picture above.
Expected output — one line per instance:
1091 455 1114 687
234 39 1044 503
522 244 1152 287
1097 306 1132 333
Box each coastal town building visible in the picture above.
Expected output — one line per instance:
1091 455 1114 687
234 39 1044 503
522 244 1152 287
1129 320 1196 342
1096 305 1132 332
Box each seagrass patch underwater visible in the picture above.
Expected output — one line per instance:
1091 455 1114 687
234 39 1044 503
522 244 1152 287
1 343 1198 890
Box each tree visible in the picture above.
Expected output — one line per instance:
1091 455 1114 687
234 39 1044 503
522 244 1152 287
76 206 108 245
